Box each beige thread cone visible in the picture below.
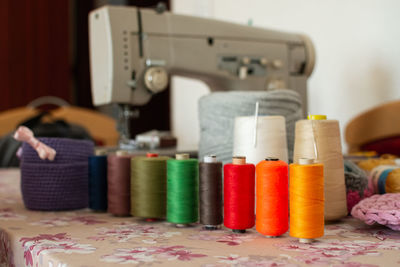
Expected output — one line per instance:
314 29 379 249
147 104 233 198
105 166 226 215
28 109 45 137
293 119 347 221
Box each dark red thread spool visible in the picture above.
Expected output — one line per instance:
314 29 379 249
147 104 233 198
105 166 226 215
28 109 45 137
224 156 255 233
107 151 134 216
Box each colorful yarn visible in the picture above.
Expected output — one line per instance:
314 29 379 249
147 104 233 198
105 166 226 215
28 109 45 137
167 155 199 225
370 165 400 194
344 160 372 213
199 155 223 230
224 157 255 233
88 155 108 211
131 155 169 219
351 193 400 231
357 154 397 172
256 158 288 237
107 153 133 216
289 160 324 241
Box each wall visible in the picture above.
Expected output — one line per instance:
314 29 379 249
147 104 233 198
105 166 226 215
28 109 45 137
171 0 400 152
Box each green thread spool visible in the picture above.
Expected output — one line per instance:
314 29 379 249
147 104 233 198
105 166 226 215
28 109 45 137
131 155 169 219
167 154 199 226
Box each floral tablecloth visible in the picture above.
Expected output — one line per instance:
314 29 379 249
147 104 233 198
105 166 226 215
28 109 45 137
1 169 400 267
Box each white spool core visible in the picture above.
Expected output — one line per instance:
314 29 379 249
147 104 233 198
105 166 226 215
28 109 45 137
299 158 315 165
204 155 217 163
299 238 313 244
176 153 189 160
116 150 129 156
95 149 107 156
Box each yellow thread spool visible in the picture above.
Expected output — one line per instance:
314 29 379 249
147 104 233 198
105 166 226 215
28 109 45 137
290 158 324 243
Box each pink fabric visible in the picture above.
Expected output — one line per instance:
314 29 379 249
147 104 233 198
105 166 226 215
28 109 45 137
13 126 56 161
351 193 400 230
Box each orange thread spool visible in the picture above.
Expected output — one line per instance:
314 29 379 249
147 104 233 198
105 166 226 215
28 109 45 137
256 158 288 237
289 159 324 243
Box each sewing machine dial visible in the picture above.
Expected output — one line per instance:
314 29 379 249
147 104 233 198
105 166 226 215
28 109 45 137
144 66 169 94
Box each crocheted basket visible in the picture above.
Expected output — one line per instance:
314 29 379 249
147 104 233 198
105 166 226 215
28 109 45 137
20 138 94 211
351 193 400 231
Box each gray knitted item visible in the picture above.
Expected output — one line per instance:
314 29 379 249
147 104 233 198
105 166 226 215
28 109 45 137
344 160 369 196
198 90 303 164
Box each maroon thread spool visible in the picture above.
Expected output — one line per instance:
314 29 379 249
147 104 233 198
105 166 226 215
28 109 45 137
107 151 134 216
224 156 255 233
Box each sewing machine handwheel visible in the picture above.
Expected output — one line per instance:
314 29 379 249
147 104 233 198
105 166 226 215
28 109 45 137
144 67 169 94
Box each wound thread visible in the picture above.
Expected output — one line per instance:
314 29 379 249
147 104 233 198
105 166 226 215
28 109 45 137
167 156 199 224
131 154 169 219
88 155 108 211
224 156 255 232
107 153 133 216
289 161 324 241
199 156 223 229
256 158 288 237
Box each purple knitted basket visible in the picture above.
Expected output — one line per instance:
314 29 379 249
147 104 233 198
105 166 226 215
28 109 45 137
20 138 94 211
351 193 400 231
22 138 94 164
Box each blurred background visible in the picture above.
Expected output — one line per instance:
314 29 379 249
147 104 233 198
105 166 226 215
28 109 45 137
1 0 399 151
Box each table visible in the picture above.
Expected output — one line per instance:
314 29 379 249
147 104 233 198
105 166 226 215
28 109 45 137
1 169 400 267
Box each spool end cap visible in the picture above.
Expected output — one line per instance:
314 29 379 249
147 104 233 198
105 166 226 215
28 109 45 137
204 225 218 230
299 158 315 165
299 238 314 244
232 156 246 165
232 229 246 234
204 155 217 163
307 115 327 120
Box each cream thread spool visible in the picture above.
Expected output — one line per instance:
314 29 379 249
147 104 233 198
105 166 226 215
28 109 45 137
233 115 288 164
293 116 347 221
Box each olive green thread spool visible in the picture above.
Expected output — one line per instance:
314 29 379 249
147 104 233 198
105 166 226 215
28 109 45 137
131 153 169 220
167 153 199 227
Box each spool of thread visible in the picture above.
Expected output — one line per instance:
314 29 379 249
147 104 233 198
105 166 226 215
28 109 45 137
131 153 169 220
198 90 303 164
370 165 400 194
224 156 255 233
107 151 133 216
293 116 347 221
88 152 108 211
167 154 199 226
256 157 288 237
290 158 324 243
233 115 288 164
199 155 223 230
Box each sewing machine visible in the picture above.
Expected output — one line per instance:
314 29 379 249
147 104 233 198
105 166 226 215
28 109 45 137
89 5 315 142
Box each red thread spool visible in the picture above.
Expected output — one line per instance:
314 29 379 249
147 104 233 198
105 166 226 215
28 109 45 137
256 158 288 237
224 156 255 233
